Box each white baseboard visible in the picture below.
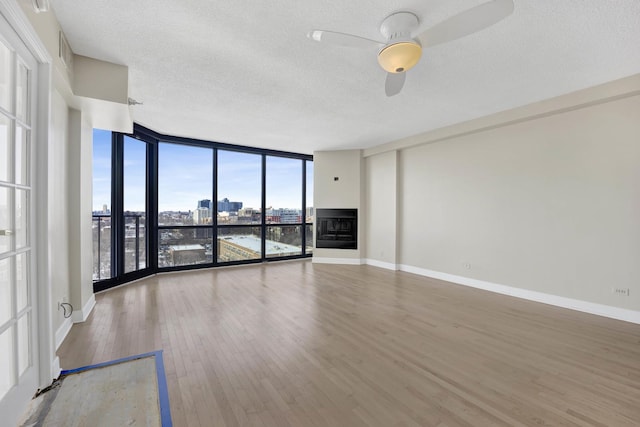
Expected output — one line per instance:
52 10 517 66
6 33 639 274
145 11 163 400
54 317 72 350
312 257 364 265
54 294 96 351
72 294 96 323
399 264 640 325
364 259 398 270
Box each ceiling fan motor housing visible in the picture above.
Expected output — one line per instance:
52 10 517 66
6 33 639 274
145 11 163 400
378 12 422 73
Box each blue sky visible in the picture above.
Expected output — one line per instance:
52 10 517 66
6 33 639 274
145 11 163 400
92 129 112 211
93 129 314 212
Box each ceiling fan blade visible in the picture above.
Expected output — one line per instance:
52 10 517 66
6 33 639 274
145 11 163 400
385 72 406 97
307 30 382 49
416 0 514 48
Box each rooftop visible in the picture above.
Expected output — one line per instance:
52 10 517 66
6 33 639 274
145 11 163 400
220 235 301 255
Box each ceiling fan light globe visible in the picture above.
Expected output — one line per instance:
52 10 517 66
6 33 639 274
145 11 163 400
377 41 422 73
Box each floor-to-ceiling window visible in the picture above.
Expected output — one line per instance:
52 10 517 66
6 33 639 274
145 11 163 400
158 142 213 267
92 129 112 281
265 156 303 258
122 136 148 274
305 160 314 253
217 150 262 262
92 125 312 291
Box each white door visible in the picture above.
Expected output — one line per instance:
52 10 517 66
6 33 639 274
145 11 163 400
0 12 39 423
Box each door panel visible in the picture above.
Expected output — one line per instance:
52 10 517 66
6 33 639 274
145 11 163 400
0 12 39 422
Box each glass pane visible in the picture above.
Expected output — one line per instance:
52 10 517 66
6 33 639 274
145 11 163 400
124 214 146 272
16 253 27 313
266 157 302 224
0 258 10 326
306 160 314 223
217 227 262 262
123 136 147 273
217 150 261 225
265 225 302 258
15 125 28 186
17 313 29 376
123 136 146 213
0 114 9 182
92 216 111 281
306 224 314 254
0 41 11 112
0 186 12 253
158 142 213 226
158 228 212 268
0 326 15 400
92 129 112 215
16 61 28 123
92 129 112 280
15 188 27 249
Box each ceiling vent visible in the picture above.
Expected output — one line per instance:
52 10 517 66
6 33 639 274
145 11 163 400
58 31 73 70
31 0 50 13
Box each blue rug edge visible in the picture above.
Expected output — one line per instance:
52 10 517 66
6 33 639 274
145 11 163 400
60 350 173 427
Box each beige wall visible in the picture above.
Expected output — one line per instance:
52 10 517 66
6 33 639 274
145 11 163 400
18 0 73 92
392 93 639 311
313 150 364 260
73 55 128 104
49 90 71 332
365 150 397 266
67 109 94 315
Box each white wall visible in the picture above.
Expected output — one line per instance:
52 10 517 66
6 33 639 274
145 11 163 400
313 150 364 261
365 150 397 268
369 92 640 313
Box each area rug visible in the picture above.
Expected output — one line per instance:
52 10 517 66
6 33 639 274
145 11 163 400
21 351 172 427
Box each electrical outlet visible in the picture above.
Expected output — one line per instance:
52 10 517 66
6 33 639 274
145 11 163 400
612 288 630 296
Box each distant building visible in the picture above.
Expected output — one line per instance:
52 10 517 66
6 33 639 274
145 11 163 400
198 199 212 209
237 207 261 222
217 211 238 224
218 197 243 212
266 208 302 223
170 244 207 265
193 206 211 225
217 235 300 262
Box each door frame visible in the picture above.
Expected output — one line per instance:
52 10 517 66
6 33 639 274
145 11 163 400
0 0 55 419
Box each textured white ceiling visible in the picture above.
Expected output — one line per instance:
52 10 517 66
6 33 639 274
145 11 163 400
52 0 640 154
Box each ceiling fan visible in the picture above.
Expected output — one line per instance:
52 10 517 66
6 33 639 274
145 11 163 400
307 0 514 97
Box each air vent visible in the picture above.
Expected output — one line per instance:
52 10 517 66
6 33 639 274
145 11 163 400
58 31 73 70
31 0 50 13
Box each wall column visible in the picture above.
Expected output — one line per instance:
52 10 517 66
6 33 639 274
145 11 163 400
67 109 95 322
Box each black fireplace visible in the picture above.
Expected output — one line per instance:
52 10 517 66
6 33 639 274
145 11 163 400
316 209 357 249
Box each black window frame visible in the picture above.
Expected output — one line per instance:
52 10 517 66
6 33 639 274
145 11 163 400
94 124 313 292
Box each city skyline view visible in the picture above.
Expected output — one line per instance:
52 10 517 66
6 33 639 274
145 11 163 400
93 129 314 212
91 128 313 283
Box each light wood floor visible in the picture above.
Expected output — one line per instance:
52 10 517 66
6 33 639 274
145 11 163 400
58 261 640 427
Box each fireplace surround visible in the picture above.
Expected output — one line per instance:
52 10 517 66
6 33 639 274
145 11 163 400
315 209 357 249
